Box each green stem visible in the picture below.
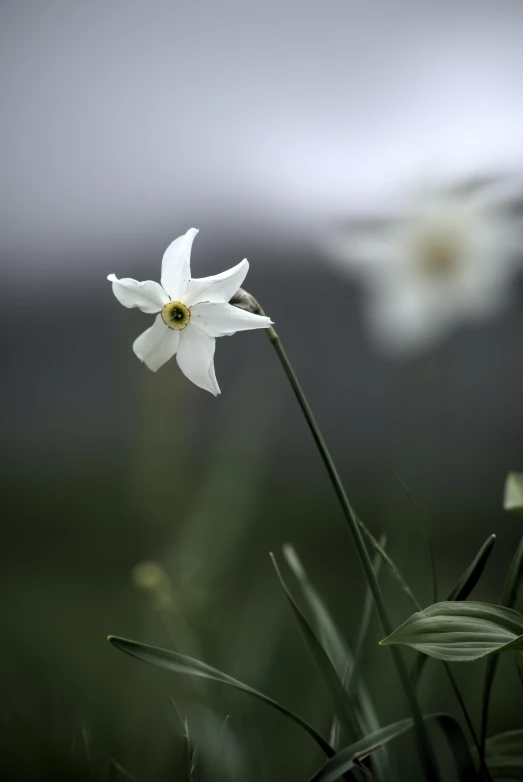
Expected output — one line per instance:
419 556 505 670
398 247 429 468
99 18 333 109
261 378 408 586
389 467 438 605
265 325 440 782
444 664 492 782
480 658 496 778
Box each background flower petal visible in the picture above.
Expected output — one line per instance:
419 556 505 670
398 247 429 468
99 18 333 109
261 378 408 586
176 326 220 395
133 315 180 372
365 283 453 354
107 274 168 314
190 302 272 337
161 228 199 300
184 259 249 307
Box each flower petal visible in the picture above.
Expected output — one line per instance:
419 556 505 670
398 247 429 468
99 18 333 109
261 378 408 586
184 259 249 307
108 274 169 314
176 325 220 395
365 283 453 354
190 302 272 337
160 228 199 300
133 315 180 372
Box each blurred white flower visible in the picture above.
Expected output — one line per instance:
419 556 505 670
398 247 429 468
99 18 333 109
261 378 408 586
327 179 523 354
108 228 272 394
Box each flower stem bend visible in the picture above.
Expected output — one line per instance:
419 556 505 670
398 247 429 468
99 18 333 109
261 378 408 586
265 324 440 782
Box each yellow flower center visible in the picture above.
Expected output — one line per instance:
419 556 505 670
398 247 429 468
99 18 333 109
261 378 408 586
161 300 191 330
416 227 465 278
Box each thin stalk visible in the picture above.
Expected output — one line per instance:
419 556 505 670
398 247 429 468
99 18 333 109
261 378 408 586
265 324 440 782
389 467 438 605
443 664 492 782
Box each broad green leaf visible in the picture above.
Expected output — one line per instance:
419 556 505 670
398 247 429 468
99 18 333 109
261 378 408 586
504 473 523 516
485 729 523 779
380 602 523 662
108 636 334 758
412 535 497 687
308 713 479 782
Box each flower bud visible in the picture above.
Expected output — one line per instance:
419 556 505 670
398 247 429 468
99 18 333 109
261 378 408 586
229 288 263 316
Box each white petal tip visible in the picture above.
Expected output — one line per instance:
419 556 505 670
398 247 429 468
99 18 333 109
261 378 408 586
107 273 117 282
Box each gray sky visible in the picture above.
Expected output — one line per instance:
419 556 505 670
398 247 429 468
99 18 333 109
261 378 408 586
2 0 523 278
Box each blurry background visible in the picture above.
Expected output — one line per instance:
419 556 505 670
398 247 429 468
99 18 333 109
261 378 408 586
2 1 523 780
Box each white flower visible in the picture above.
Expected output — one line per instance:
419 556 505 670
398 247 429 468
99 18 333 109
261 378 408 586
326 179 523 354
108 228 272 395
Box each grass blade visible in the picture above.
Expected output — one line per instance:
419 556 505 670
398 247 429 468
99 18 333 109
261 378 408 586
448 535 497 603
346 535 386 698
436 714 481 782
480 534 523 774
107 760 138 782
501 536 523 609
308 713 479 782
484 728 523 778
282 545 397 782
108 636 335 758
271 553 360 740
356 517 421 612
389 467 438 605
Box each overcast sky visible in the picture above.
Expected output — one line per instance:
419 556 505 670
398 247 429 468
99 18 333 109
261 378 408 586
2 0 523 279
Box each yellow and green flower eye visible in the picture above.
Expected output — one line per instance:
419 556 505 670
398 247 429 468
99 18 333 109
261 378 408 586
161 300 191 330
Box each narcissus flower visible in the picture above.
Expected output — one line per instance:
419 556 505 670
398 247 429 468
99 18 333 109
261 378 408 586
108 229 272 394
327 179 523 354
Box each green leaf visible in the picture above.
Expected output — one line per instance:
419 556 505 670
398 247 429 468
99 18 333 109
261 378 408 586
282 544 397 782
412 535 497 687
481 536 523 766
380 602 523 662
308 717 416 782
346 534 386 698
504 473 523 516
501 536 523 610
356 516 421 611
448 535 497 603
108 636 334 758
389 466 438 604
485 729 523 779
308 713 479 782
436 713 483 781
270 553 360 740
